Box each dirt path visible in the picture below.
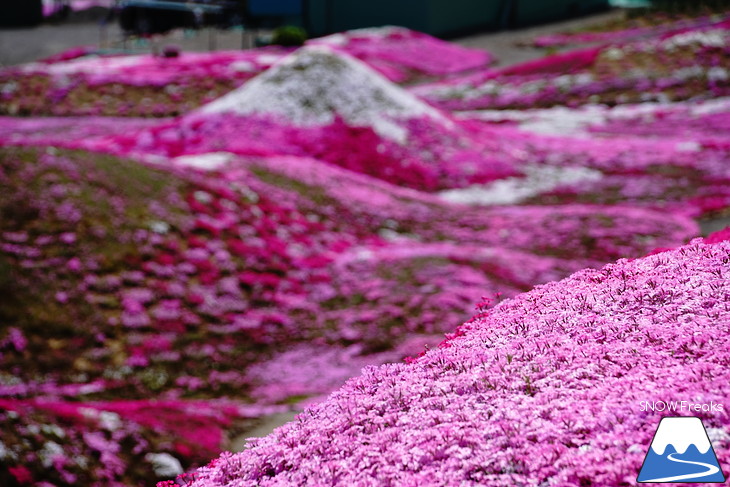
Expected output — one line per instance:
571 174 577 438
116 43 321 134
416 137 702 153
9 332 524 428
229 412 299 452
455 9 623 67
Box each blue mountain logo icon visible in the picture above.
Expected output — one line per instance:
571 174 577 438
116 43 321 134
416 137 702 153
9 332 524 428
638 417 725 483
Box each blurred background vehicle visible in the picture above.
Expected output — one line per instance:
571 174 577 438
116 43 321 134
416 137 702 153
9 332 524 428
0 0 71 27
117 0 244 35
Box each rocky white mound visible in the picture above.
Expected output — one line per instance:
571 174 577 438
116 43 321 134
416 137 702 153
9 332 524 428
139 46 517 190
198 46 450 142
181 237 730 487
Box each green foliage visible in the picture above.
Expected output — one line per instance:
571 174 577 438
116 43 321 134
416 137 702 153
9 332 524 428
270 25 308 47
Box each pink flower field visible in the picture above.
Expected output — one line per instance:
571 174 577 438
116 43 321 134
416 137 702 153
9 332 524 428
184 235 730 487
0 28 491 118
414 13 730 110
0 14 729 487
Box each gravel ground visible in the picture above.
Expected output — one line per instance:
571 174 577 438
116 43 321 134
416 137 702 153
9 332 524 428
230 412 298 452
0 9 119 67
455 9 623 67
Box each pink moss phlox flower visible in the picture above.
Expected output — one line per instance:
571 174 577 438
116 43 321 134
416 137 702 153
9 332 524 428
533 13 730 47
182 239 730 486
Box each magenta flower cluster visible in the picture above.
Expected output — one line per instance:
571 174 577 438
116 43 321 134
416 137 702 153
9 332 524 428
309 26 493 82
0 140 694 484
0 396 282 486
182 237 730 487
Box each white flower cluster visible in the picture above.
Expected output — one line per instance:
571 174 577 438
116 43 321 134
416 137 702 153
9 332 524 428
662 29 727 49
438 165 602 205
39 441 64 468
22 55 144 77
459 96 730 135
457 106 609 136
173 152 236 171
145 452 184 477
79 408 122 431
422 73 596 105
199 46 450 143
0 440 17 461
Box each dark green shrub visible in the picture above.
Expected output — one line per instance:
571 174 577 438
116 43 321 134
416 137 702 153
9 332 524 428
271 26 307 47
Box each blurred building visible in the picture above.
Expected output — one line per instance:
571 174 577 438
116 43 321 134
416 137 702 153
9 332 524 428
1 0 610 36
249 0 611 37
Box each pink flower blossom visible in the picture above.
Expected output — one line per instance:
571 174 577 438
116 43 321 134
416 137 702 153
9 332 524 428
183 239 730 487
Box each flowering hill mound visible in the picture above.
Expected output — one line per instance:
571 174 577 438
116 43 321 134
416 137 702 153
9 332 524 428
1 18 727 487
414 18 730 110
235 155 698 263
182 238 730 487
532 13 730 48
0 48 290 117
453 98 730 217
118 47 517 190
0 27 490 117
309 26 493 83
0 145 697 485
198 46 449 141
0 116 163 151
